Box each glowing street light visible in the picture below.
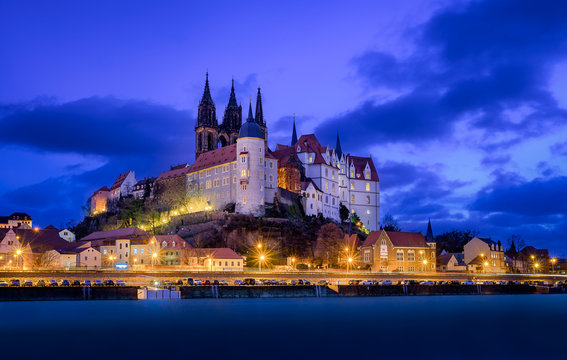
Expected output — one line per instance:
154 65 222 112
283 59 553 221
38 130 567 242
291 257 296 270
259 254 265 271
152 252 158 269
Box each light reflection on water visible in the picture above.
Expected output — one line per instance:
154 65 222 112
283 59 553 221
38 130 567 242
0 295 565 359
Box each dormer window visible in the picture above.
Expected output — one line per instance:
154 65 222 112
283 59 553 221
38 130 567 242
308 155 313 163
365 171 370 179
297 146 301 152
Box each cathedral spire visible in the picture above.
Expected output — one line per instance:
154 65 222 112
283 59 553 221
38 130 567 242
255 87 264 125
201 72 213 104
247 100 254 122
335 131 343 159
291 114 298 146
227 78 238 107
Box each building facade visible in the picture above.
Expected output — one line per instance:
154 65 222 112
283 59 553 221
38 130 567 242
463 237 506 273
359 230 436 273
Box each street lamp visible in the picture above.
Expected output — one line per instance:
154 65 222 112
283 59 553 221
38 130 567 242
16 249 22 269
347 257 353 273
259 255 265 271
152 253 157 269
291 257 296 270
257 243 262 250
551 258 557 273
534 262 540 273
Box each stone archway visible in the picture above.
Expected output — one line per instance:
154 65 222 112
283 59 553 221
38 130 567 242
218 133 229 148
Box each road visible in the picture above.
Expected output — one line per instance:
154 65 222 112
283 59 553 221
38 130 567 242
1 270 566 285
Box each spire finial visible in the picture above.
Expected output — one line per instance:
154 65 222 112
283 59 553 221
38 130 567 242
291 114 298 146
247 99 254 121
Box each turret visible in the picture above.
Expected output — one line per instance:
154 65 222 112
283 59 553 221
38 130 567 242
195 72 219 160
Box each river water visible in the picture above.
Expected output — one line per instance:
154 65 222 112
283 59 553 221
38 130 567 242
0 295 564 359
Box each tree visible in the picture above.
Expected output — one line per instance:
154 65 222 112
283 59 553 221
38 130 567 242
382 213 401 232
339 204 350 223
435 229 479 253
315 223 345 267
34 251 60 268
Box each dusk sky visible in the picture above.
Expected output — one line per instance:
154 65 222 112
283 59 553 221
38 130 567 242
1 0 566 254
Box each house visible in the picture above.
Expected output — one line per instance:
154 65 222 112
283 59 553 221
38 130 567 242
90 186 110 215
108 170 137 202
188 248 245 271
463 237 506 273
0 212 32 229
155 234 193 265
359 230 436 272
300 180 323 217
132 177 156 199
438 252 467 272
59 229 75 242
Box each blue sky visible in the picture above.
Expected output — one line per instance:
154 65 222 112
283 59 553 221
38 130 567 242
0 0 566 255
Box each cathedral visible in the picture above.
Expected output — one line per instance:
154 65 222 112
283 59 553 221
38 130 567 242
91 73 381 230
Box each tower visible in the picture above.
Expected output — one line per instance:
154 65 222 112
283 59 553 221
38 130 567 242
195 72 219 160
335 131 343 159
220 78 242 147
291 115 298 146
255 88 267 144
236 101 266 216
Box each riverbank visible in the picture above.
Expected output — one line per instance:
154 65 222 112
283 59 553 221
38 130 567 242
0 284 564 301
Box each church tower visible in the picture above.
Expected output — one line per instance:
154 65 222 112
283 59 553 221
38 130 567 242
255 88 267 144
219 79 242 147
195 72 219 160
236 101 266 216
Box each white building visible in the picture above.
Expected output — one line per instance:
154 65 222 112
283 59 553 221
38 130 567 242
108 170 137 202
59 229 75 242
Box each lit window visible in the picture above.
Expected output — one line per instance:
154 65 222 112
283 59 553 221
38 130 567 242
309 155 313 163
366 196 370 204
366 182 370 191
243 196 246 204
366 209 370 215
241 169 246 177
350 182 354 190
397 251 404 261
351 194 355 203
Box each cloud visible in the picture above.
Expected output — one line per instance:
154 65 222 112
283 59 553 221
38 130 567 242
315 0 567 154
0 96 195 226
471 175 567 216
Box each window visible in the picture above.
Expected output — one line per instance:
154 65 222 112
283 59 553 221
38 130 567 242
350 182 355 190
215 168 219 174
133 248 138 254
396 251 404 261
231 261 234 266
199 171 204 178
206 169 211 176
259 170 263 179
350 170 354 177
243 196 246 204
141 249 144 255
119 243 122 249
233 176 236 183
241 184 247 191
269 175 273 182
325 181 329 192
269 161 273 169
397 266 404 272
366 196 370 204
199 182 204 190
241 155 246 163
206 180 211 189
309 155 313 163
241 169 246 177
325 168 328 177
408 252 415 261
366 182 370 191
351 194 355 203
366 209 370 215
408 266 415 272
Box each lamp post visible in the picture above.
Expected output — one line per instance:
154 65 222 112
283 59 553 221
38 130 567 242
259 255 265 272
347 257 353 273
291 257 296 270
423 259 428 272
16 249 22 269
551 258 557 273
152 253 157 269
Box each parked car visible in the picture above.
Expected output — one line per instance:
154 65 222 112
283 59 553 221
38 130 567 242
402 280 419 285
23 280 33 287
219 280 228 286
361 280 374 285
48 280 58 287
297 279 304 285
483 281 495 285
244 278 255 285
162 280 172 287
72 280 81 286
234 280 245 285
462 280 475 285
10 279 20 287
104 280 115 286
116 280 126 286
317 280 329 286
420 281 435 285
83 280 92 286
186 278 194 285
290 280 297 285
194 279 203 285
279 280 288 285
202 280 211 285
379 280 393 286
0 280 8 287
36 280 46 287
497 280 508 285
212 280 220 286
255 279 265 285
554 281 564 287
448 280 461 285
61 280 71 287
94 280 104 286
175 280 183 285
510 280 521 285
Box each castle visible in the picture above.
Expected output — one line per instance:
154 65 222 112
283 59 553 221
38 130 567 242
90 74 381 230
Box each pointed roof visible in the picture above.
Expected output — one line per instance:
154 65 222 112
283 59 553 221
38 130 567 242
335 132 343 159
426 219 435 243
227 78 238 107
238 101 264 139
255 88 264 125
200 72 214 104
247 100 254 121
291 117 298 146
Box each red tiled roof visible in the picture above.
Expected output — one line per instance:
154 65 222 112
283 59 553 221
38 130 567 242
156 166 191 181
110 171 133 190
93 186 110 195
295 134 328 164
155 234 193 249
361 230 428 248
189 144 237 173
80 227 149 242
170 163 188 170
300 179 322 192
347 155 379 181
0 226 69 253
192 248 244 260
